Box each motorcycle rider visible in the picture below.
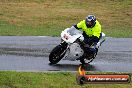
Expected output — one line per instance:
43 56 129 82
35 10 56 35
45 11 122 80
72 15 101 55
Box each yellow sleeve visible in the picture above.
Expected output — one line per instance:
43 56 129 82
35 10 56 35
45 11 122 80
93 21 101 38
77 20 85 29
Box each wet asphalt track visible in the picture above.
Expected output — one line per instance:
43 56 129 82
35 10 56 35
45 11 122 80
0 36 132 72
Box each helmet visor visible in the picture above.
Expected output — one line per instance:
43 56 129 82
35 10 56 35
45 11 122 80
86 21 92 27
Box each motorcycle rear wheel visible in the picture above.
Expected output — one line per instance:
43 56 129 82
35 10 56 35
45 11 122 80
85 52 97 63
49 45 66 65
80 52 97 64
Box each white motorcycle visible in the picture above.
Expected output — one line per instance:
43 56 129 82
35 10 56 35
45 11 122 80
49 27 105 64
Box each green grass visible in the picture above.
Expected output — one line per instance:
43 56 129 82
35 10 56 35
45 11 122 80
0 21 61 36
0 71 131 88
0 0 132 37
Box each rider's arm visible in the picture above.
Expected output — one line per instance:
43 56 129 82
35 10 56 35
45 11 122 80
93 20 101 38
73 20 85 30
73 24 79 29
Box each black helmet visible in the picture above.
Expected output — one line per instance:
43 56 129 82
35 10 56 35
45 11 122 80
85 15 96 28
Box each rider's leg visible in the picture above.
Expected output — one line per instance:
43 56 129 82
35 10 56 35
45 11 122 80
83 36 99 54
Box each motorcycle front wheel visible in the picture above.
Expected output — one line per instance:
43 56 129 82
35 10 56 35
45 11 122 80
49 45 67 65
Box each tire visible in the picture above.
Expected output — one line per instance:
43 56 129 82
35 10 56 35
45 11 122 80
86 52 97 63
80 52 97 64
49 45 67 65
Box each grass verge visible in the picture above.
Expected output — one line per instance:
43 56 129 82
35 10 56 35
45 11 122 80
0 0 132 37
0 71 131 88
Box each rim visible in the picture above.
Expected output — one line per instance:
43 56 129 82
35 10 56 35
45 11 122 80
51 51 62 61
52 54 59 61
